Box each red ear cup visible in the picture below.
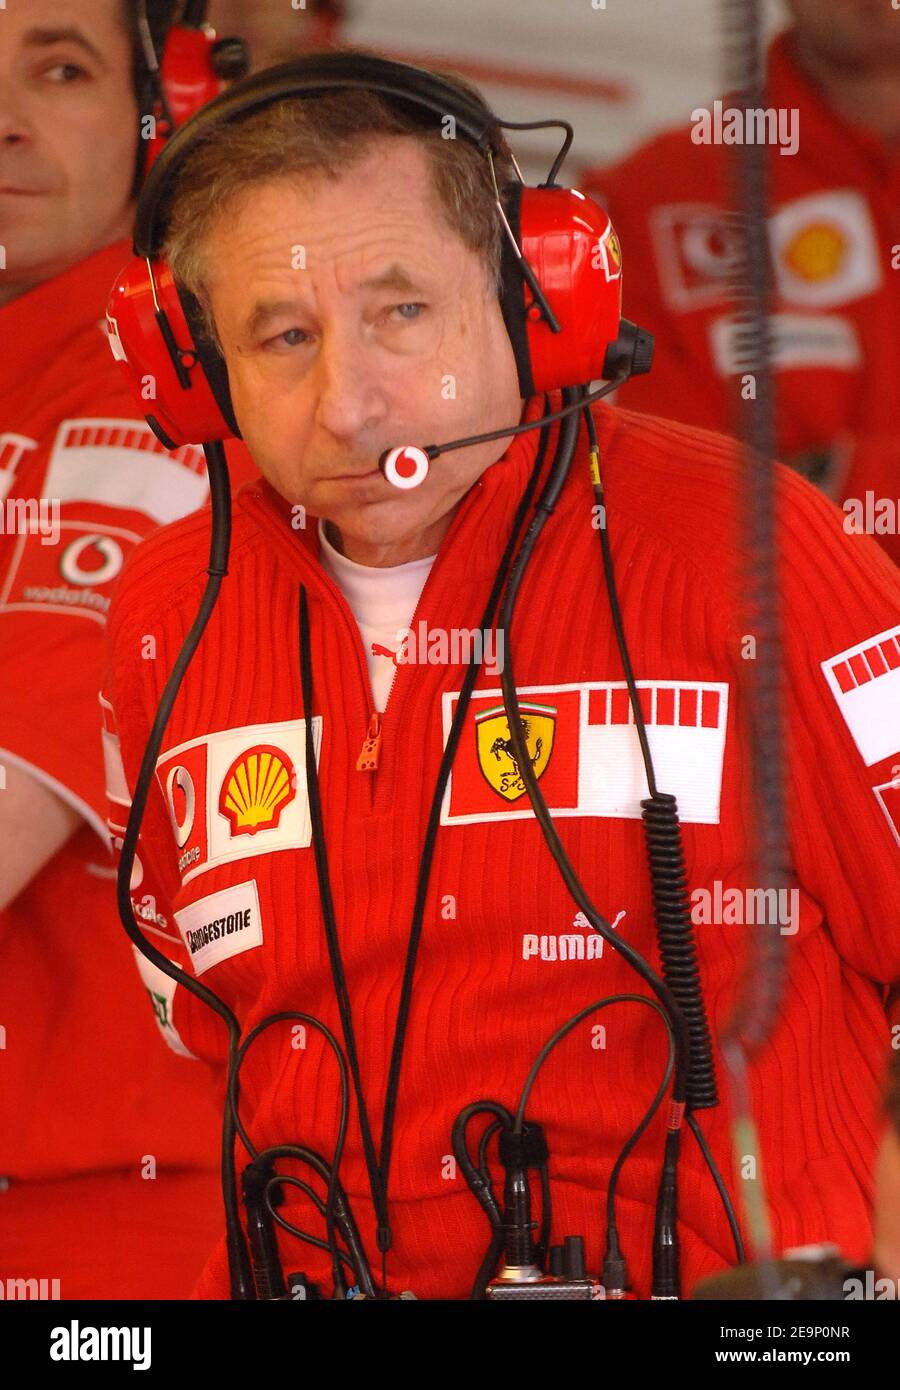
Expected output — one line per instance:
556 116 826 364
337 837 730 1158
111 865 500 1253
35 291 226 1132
106 257 235 447
513 186 623 392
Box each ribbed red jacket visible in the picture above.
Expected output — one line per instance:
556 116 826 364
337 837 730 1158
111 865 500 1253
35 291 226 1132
103 397 900 1299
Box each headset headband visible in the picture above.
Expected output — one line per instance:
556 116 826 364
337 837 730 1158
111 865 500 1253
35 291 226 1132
110 49 632 446
134 53 509 258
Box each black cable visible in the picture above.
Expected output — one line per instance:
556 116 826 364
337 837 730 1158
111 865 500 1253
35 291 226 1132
477 1119 503 1193
515 993 675 1293
581 406 746 1272
254 1144 374 1297
226 1010 373 1294
452 1101 513 1233
114 439 253 1300
720 0 790 1293
686 1113 745 1265
451 1101 513 1300
494 394 689 1090
263 1178 357 1279
299 417 556 1291
456 996 674 1298
535 1160 552 1273
720 5 789 1054
498 116 574 186
513 995 673 1133
583 404 718 1112
495 386 689 1297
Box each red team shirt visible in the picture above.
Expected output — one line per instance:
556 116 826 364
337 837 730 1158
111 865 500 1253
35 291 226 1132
0 239 257 1297
103 394 900 1299
585 31 900 566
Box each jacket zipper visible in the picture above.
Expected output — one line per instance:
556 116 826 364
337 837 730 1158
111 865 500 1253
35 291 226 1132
356 711 383 771
356 641 406 772
244 475 498 813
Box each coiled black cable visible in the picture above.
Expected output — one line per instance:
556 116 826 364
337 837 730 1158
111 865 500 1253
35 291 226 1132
584 403 718 1111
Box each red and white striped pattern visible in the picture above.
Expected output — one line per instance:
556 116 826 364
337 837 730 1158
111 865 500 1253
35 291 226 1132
829 633 900 693
588 682 721 728
57 420 205 476
822 623 900 767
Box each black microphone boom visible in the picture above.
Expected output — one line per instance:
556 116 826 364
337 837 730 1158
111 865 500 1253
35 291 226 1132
377 320 654 479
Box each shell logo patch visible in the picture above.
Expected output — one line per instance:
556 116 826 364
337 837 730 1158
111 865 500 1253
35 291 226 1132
156 718 321 884
770 190 881 308
219 744 296 836
476 702 556 802
783 222 847 283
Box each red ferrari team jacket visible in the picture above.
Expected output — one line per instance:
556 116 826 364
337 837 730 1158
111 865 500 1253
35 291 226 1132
103 394 900 1300
585 30 900 566
0 239 257 1297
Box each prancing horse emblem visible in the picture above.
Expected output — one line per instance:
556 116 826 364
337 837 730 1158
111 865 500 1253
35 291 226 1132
475 702 556 802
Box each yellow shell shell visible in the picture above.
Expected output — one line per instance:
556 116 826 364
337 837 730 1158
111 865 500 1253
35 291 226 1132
221 746 294 833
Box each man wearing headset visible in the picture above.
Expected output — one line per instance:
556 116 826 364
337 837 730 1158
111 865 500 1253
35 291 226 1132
584 0 900 568
0 0 257 1298
103 56 900 1300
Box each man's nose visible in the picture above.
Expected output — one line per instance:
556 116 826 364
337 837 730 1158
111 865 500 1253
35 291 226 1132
312 328 390 441
0 81 33 146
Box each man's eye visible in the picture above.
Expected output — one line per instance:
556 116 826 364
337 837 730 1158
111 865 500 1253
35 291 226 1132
390 303 426 322
266 328 310 350
44 63 90 84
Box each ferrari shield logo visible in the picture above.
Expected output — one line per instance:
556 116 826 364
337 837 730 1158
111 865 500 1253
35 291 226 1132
596 223 623 284
476 701 556 802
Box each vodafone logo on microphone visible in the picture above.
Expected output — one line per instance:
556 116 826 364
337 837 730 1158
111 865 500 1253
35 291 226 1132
382 446 430 489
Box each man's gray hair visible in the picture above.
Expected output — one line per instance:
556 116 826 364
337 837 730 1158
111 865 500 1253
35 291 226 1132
162 66 516 351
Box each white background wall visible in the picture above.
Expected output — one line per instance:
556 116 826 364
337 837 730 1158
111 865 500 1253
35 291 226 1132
344 0 790 179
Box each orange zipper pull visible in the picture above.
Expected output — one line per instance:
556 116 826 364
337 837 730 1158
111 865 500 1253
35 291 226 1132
356 711 383 771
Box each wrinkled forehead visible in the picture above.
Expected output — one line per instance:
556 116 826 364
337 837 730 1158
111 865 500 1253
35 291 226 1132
199 143 473 294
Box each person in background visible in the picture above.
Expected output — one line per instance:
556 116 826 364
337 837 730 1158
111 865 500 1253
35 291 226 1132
0 0 255 1297
585 0 900 567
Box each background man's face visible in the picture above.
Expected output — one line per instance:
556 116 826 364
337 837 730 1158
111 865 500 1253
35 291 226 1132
203 136 523 563
788 0 900 70
0 0 138 297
